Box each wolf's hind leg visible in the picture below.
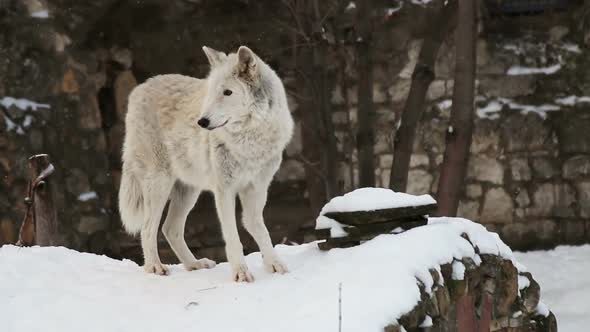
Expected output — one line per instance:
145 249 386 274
239 183 288 274
163 181 216 271
141 177 173 275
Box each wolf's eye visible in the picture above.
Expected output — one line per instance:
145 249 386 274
223 89 233 96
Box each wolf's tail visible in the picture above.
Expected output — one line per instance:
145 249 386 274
118 170 144 234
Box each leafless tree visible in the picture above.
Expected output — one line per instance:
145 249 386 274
356 0 375 187
281 0 341 217
389 0 457 192
436 0 477 216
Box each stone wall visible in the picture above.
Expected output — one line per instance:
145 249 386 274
1 0 589 260
367 15 590 251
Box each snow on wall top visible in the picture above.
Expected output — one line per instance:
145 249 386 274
0 217 521 332
319 187 436 215
0 97 50 111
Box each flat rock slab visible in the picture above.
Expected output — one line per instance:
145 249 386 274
323 203 437 226
316 217 428 250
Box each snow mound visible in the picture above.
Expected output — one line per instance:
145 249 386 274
319 187 436 215
0 217 519 332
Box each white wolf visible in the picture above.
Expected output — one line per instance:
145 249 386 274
118 46 294 282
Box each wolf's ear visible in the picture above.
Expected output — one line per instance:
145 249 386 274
237 46 258 82
202 46 227 67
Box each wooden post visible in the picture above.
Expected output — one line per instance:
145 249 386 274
30 154 59 246
16 197 35 246
16 154 59 246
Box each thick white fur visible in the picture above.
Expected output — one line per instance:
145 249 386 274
118 46 294 281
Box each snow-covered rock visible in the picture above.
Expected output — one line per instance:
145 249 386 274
315 188 436 238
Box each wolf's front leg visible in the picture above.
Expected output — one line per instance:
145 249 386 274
239 183 288 274
214 189 254 282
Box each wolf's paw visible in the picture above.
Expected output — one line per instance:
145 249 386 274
144 262 168 275
264 256 288 274
231 264 254 283
184 258 217 271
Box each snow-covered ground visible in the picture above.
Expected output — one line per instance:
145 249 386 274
515 245 590 332
1 217 513 332
0 222 586 332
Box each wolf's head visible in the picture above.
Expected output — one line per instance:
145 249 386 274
198 45 277 131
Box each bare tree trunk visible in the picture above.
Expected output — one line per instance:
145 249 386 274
356 0 375 187
299 45 329 217
300 107 329 217
311 0 339 198
389 0 457 192
286 0 340 217
436 0 477 217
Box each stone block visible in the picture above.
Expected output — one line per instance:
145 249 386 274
503 114 554 152
78 93 103 130
510 158 531 181
549 25 569 41
426 80 446 101
114 70 137 120
563 155 590 179
331 111 348 125
407 169 433 195
471 122 500 153
527 183 576 218
373 82 387 103
561 221 586 244
458 200 480 221
501 220 557 250
481 188 513 223
398 39 422 79
77 215 109 234
515 190 530 208
532 158 560 179
409 154 429 168
331 84 345 105
466 184 482 199
467 156 504 184
389 79 411 103
274 159 305 182
380 169 390 189
556 112 590 154
379 154 393 168
577 181 590 218
66 168 91 196
478 76 534 98
110 46 133 69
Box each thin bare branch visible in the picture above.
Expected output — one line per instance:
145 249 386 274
293 153 328 183
282 0 308 40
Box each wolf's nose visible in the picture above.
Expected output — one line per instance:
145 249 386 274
197 118 210 128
